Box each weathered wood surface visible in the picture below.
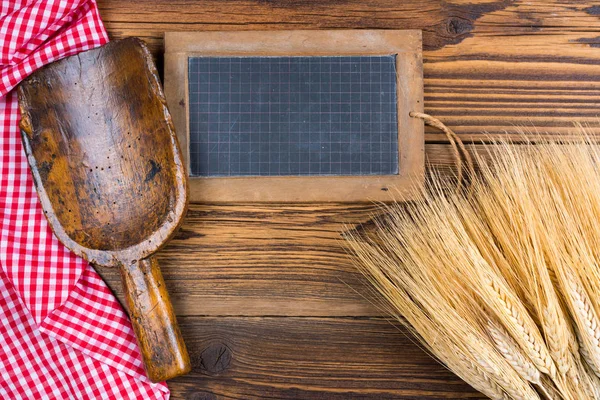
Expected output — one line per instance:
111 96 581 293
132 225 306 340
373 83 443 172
94 0 600 398
171 317 482 399
19 38 190 382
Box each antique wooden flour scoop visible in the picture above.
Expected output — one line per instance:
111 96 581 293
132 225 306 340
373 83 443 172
18 38 190 382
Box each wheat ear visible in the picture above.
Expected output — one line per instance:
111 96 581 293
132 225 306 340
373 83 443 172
451 349 510 400
488 320 541 386
562 268 600 378
543 307 573 377
468 348 540 400
577 330 600 378
481 275 557 379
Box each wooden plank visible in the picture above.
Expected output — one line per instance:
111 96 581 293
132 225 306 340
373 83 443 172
96 0 513 52
168 316 483 399
97 0 600 53
96 201 382 317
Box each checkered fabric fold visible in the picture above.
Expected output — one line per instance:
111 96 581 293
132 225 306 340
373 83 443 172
0 1 170 398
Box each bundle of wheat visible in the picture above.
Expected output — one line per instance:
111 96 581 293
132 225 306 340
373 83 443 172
346 124 600 399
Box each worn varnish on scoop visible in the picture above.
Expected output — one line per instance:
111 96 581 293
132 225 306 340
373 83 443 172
18 38 190 382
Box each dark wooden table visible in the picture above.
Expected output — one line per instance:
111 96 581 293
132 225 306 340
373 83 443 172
95 1 600 398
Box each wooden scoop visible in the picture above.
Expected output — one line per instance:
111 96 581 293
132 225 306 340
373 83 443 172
18 38 190 382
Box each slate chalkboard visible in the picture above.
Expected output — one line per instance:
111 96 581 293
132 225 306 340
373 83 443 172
165 30 424 203
188 55 399 177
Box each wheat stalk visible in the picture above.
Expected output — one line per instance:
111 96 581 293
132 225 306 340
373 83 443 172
542 307 572 376
346 130 600 399
347 226 538 399
471 141 579 381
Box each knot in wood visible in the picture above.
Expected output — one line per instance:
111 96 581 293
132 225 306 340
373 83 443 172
199 342 232 375
446 17 473 36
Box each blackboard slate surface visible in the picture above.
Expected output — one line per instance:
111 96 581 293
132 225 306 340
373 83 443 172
188 56 399 177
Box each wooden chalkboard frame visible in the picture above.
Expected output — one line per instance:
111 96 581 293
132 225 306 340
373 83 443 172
164 30 424 203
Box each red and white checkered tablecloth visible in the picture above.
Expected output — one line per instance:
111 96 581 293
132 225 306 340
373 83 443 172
0 1 170 398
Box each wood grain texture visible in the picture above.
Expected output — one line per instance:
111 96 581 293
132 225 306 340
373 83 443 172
122 257 191 381
170 317 483 399
18 38 190 382
94 0 600 397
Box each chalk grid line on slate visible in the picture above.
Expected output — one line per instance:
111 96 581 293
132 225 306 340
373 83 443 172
188 55 399 177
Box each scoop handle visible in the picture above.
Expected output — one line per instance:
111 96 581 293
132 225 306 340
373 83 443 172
120 256 191 382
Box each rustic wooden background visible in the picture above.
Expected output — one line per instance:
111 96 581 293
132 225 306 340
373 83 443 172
95 1 600 398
